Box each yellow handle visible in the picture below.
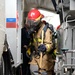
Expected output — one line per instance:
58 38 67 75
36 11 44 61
41 30 44 44
39 30 44 68
39 52 43 68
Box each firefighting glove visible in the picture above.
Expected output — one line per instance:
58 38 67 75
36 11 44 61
38 44 46 53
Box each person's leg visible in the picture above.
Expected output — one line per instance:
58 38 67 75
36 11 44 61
22 49 30 75
30 64 38 75
22 53 28 75
26 64 31 75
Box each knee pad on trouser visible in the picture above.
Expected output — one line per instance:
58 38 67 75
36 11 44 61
30 64 48 75
41 71 47 75
30 64 38 75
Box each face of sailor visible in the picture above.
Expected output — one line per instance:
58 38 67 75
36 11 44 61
26 18 41 35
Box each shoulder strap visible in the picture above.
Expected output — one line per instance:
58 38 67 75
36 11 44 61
43 23 48 33
43 22 54 33
42 22 54 39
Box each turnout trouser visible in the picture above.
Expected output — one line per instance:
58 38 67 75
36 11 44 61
30 64 53 75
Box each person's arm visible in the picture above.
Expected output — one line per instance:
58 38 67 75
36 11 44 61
21 27 30 49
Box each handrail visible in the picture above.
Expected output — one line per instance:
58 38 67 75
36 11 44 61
67 19 75 23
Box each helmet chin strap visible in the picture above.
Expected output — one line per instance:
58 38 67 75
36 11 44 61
28 22 41 35
35 23 41 32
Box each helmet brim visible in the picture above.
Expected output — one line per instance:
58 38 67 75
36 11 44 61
35 14 44 21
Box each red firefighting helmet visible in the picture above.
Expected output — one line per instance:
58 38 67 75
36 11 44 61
27 8 44 21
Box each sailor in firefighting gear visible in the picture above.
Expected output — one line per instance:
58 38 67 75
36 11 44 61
26 8 57 75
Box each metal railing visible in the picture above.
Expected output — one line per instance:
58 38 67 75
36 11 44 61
55 49 75 75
